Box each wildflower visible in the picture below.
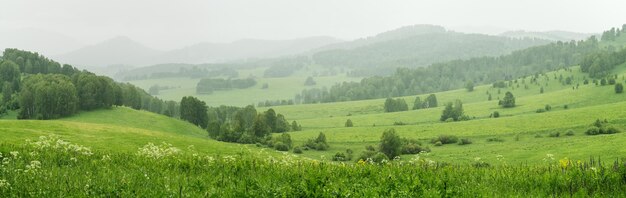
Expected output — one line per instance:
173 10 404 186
101 155 111 161
543 154 555 162
136 142 180 159
9 151 18 158
393 156 401 161
559 158 570 169
496 155 504 161
25 160 41 173
0 179 9 189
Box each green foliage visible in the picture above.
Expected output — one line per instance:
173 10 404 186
615 83 623 93
545 104 552 111
486 137 505 142
400 138 430 154
548 132 560 138
412 96 422 110
180 96 208 128
196 78 256 94
431 135 459 145
492 111 500 118
423 94 438 108
304 132 329 151
465 81 474 92
440 100 464 121
565 129 575 136
580 45 626 78
379 128 402 159
73 73 117 110
291 121 302 131
384 98 409 112
458 138 473 145
345 119 353 127
293 146 303 154
304 76 316 86
500 91 516 108
18 74 78 119
585 119 620 135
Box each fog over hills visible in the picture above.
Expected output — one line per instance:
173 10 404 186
500 30 595 41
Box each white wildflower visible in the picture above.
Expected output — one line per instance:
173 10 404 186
137 142 180 159
9 151 18 158
543 154 555 162
0 179 10 189
25 160 41 173
101 155 111 161
496 155 504 161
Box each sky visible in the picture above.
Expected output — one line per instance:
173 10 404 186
0 0 625 51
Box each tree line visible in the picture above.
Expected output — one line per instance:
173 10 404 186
196 78 256 94
0 49 180 119
297 37 600 104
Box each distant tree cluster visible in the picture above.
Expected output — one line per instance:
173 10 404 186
256 99 294 107
580 48 626 78
384 98 408 112
304 76 316 86
262 57 308 78
357 129 430 162
499 92 516 108
123 66 239 81
196 78 256 94
440 100 465 121
1 49 180 120
600 26 625 41
205 105 295 144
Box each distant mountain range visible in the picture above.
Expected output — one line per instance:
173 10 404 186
53 36 342 68
0 28 83 56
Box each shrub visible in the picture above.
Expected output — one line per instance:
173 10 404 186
356 151 388 163
605 127 620 134
544 105 552 111
548 132 560 137
379 129 402 159
536 109 546 113
293 146 303 154
534 134 543 138
486 137 504 142
616 83 623 93
492 111 500 118
434 141 443 146
274 142 289 151
401 138 430 154
585 127 601 135
458 138 472 145
332 152 348 161
393 121 407 126
345 119 353 127
304 132 329 150
565 130 575 136
564 104 569 109
431 135 459 145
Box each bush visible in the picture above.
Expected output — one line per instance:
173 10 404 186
585 127 601 135
345 119 353 127
492 111 500 118
458 138 472 145
434 141 443 146
379 129 402 159
565 130 575 136
544 105 552 111
356 151 388 163
548 132 560 138
536 109 546 113
293 146 303 154
431 135 459 145
401 138 430 154
332 152 348 161
393 121 407 126
616 83 623 93
304 132 329 150
486 137 504 142
274 142 289 151
564 104 569 109
605 127 620 134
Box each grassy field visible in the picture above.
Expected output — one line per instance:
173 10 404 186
0 107 258 156
127 66 361 106
257 65 626 164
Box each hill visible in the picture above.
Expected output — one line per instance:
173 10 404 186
0 107 249 155
500 30 594 41
55 36 163 68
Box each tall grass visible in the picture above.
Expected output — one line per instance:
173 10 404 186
0 136 625 197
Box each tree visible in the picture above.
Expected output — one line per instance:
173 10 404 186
440 100 464 121
148 85 160 95
465 81 474 92
412 97 422 110
0 60 21 84
264 108 277 132
291 121 302 131
2 82 12 105
379 128 402 159
180 96 208 128
423 94 438 108
500 91 516 108
252 114 271 138
540 87 544 94
18 74 79 119
616 83 624 93
274 114 290 132
384 98 409 112
304 76 316 86
345 119 353 127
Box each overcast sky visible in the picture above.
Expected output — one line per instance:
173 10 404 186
1 0 625 50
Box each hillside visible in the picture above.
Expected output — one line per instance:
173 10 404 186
265 64 626 164
500 30 595 41
311 25 551 74
55 36 163 68
0 107 250 155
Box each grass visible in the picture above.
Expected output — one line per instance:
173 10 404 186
127 66 361 106
0 107 256 156
0 137 625 197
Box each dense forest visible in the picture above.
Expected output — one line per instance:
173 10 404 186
196 78 257 94
298 36 601 104
0 49 179 119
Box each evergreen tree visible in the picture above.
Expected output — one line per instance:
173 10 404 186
345 119 353 127
500 92 516 108
379 128 402 159
412 96 422 110
180 96 209 128
616 83 624 93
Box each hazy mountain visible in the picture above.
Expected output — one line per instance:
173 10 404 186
54 36 341 68
314 24 447 51
0 28 83 56
158 36 342 64
311 25 553 73
55 36 163 68
499 30 595 41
